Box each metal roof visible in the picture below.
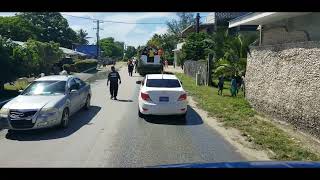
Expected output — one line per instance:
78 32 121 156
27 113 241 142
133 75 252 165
229 12 311 28
12 41 88 57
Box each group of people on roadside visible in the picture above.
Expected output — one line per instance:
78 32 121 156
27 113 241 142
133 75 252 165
127 58 138 77
217 74 245 97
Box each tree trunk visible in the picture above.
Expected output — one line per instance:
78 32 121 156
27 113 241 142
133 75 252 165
207 54 214 86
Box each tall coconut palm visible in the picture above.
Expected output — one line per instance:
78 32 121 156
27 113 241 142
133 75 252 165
77 29 89 45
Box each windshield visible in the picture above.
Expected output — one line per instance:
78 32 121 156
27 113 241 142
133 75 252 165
22 81 66 95
146 79 181 88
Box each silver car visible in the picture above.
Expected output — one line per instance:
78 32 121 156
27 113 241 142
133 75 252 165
0 75 91 130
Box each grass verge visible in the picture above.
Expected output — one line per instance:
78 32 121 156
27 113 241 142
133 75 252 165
1 81 29 102
176 73 320 161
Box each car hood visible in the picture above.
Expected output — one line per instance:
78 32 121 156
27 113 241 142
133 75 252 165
151 161 320 168
3 95 65 110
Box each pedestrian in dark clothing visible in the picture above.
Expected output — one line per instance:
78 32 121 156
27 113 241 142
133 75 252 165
241 75 246 97
134 59 138 73
230 76 238 97
218 75 224 96
128 62 134 77
236 75 242 95
107 66 121 100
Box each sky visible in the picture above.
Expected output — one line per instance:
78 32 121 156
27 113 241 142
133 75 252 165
0 12 209 48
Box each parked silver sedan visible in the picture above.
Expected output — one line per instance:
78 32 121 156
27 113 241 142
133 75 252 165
0 75 91 130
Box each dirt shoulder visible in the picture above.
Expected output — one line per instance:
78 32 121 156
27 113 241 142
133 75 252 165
188 96 270 161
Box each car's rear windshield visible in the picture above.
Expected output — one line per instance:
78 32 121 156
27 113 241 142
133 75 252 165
146 79 181 88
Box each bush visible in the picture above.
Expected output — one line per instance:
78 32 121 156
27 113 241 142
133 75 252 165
74 60 98 72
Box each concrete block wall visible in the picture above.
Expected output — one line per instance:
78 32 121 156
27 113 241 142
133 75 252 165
246 41 320 138
183 60 208 85
263 27 308 45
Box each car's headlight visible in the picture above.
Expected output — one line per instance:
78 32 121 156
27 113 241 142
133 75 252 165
0 108 9 118
39 107 58 117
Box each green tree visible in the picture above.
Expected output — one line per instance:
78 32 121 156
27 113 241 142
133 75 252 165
99 37 124 59
124 46 137 59
17 12 78 48
181 32 211 61
146 33 178 64
213 32 258 77
166 13 195 39
0 37 17 91
0 16 40 42
147 34 162 48
77 29 89 45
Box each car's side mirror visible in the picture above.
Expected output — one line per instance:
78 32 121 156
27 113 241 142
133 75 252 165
70 89 78 94
180 81 183 85
136 81 142 85
18 89 23 93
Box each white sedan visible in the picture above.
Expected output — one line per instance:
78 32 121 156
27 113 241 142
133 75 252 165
137 74 187 119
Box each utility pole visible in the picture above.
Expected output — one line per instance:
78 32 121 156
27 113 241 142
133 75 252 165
123 43 126 60
196 13 200 33
94 20 103 60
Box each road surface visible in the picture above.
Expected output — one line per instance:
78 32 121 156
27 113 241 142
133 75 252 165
0 67 244 167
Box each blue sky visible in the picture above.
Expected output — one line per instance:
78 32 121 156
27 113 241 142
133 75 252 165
0 12 209 48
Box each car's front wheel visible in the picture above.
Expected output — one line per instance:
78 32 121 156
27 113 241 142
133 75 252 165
60 108 69 129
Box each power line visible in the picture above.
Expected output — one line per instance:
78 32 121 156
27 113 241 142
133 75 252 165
62 13 166 25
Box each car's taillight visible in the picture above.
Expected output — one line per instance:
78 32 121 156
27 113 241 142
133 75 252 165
178 93 187 101
141 92 151 102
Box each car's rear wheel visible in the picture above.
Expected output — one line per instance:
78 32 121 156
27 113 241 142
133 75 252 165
178 113 187 120
84 95 91 110
60 108 69 129
138 108 144 118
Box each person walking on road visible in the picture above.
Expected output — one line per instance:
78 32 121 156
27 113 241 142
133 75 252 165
164 60 168 68
128 61 134 77
107 66 121 100
127 60 134 76
134 59 138 73
218 75 224 96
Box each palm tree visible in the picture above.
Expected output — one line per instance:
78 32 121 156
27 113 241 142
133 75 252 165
213 31 257 77
77 29 89 45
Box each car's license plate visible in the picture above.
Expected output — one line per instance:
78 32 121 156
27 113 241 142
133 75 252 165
159 97 169 102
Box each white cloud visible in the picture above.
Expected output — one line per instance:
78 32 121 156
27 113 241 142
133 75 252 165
152 26 168 35
70 25 82 31
61 12 96 19
132 28 148 34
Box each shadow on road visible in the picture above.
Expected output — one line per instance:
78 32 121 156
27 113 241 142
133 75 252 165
117 99 133 102
5 106 101 141
144 105 203 126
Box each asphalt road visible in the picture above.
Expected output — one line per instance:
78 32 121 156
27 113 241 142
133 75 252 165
0 68 244 167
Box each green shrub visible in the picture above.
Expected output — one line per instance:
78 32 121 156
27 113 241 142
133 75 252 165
62 64 71 73
74 60 98 72
62 64 77 73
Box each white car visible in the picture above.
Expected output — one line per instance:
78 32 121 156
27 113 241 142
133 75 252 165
137 74 187 119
